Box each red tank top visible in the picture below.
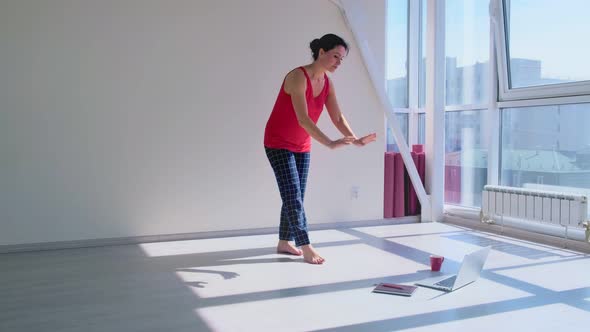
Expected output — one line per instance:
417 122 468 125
264 67 330 152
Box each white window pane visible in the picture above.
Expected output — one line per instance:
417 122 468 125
506 0 590 88
386 0 409 108
501 104 590 216
386 113 409 152
445 111 489 207
418 0 427 108
417 112 426 144
445 0 490 106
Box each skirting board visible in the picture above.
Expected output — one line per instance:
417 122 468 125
0 216 420 254
443 213 590 254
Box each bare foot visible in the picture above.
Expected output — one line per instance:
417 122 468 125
301 244 325 264
277 240 302 256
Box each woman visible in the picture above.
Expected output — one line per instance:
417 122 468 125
264 33 376 264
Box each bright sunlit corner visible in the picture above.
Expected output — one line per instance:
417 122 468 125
1 0 590 331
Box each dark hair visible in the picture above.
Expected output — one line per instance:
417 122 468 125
309 34 349 61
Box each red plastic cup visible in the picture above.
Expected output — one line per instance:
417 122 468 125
430 255 444 271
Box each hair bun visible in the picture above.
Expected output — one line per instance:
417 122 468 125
309 38 320 50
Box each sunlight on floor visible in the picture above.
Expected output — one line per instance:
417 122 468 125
397 303 590 332
193 277 539 331
181 223 590 331
494 258 590 292
179 243 424 298
138 230 358 257
3 222 589 331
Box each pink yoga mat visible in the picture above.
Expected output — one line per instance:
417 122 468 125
393 153 405 217
384 148 426 218
417 152 426 213
445 165 462 203
407 151 420 216
383 152 395 218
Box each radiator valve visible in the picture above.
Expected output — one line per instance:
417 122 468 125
582 221 590 243
480 211 494 224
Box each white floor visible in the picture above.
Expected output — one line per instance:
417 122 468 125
1 222 590 332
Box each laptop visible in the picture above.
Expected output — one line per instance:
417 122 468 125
415 246 491 292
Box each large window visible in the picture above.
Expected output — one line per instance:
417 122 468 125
445 0 490 106
418 0 427 108
495 0 590 100
501 104 590 202
443 0 490 208
445 111 488 207
386 113 409 152
386 0 409 108
505 0 590 89
386 0 410 152
496 0 590 215
383 0 590 232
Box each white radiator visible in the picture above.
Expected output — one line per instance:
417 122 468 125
481 185 588 229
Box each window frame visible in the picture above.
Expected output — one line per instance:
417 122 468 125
385 0 412 150
493 0 590 102
439 0 496 209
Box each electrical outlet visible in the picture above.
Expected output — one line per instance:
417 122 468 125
351 186 360 200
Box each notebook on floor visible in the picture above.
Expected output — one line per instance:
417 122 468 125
415 246 491 292
372 283 417 296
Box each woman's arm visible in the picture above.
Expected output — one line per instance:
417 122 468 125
285 70 354 149
325 77 377 146
325 77 356 138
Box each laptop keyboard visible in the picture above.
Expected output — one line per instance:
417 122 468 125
434 275 457 288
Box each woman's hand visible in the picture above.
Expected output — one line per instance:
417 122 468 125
328 136 356 149
353 133 377 146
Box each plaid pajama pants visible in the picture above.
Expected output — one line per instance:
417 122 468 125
265 147 311 247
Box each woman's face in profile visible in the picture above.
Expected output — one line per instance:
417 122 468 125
319 46 346 72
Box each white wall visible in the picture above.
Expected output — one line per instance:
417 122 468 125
0 0 385 245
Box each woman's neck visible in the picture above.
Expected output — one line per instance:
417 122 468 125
305 63 325 80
